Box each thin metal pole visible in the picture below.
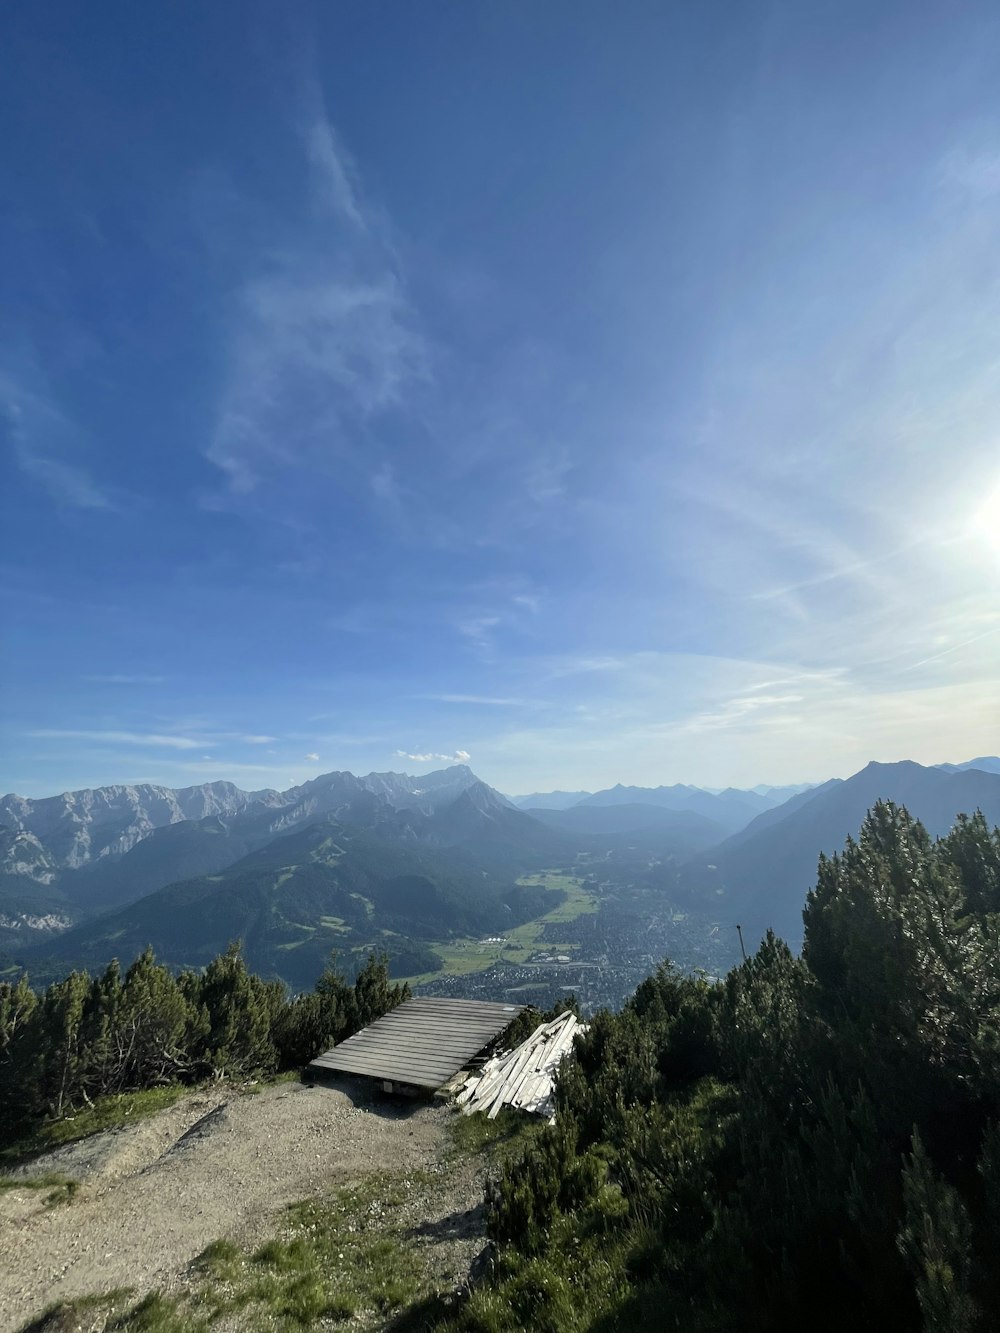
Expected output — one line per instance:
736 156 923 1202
736 923 747 963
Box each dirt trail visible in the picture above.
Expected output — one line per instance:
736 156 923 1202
0 1082 483 1332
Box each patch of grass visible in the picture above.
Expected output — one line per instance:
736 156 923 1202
448 1107 545 1162
191 1238 241 1281
439 1216 637 1333
242 1068 301 1095
43 1177 80 1206
307 837 345 863
3 1074 299 1166
126 1173 435 1330
0 1172 80 1206
107 1292 208 1332
17 1288 133 1333
39 1086 191 1150
0 1171 71 1192
319 915 350 932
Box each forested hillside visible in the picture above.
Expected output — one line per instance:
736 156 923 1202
679 760 1000 949
23 813 562 990
447 803 1000 1332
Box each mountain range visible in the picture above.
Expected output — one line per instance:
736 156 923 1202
678 759 1000 949
0 767 505 904
1 768 571 986
511 781 814 832
3 756 999 990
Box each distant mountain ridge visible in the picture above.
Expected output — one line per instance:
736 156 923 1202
0 766 496 946
6 756 1000 986
0 780 281 883
510 762 1000 834
528 802 726 855
936 756 1000 776
680 760 1000 949
577 782 796 834
16 775 572 989
510 790 592 810
512 780 819 833
0 766 489 884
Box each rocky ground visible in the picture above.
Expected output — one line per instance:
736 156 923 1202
0 1081 492 1332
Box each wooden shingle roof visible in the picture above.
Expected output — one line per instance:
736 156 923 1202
307 996 524 1090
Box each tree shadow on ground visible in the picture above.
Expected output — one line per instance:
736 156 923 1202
404 1201 485 1243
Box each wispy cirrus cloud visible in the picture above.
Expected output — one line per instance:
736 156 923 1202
394 748 471 764
205 78 427 498
208 273 425 494
85 674 166 685
370 461 399 504
937 143 1000 201
430 694 527 706
30 729 203 750
523 448 574 505
307 731 387 745
29 729 277 749
123 759 296 780
16 449 112 510
678 692 806 735
456 615 502 657
1 378 113 510
303 109 367 231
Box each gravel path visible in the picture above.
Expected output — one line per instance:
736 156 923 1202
0 1082 483 1332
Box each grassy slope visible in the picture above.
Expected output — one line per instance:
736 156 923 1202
17 1110 544 1333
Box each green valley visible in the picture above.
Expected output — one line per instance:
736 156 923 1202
393 871 600 985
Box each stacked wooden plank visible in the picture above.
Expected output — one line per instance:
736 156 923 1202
456 1011 585 1122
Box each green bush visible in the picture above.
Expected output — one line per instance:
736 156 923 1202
455 803 1000 1333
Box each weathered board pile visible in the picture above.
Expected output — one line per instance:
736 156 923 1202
456 1010 585 1122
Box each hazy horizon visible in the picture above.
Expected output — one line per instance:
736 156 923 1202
5 751 999 805
3 3 998 798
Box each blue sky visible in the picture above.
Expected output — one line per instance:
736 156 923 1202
2 0 999 799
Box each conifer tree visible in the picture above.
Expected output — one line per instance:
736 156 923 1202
0 973 39 1135
899 1133 980 1331
352 950 408 1027
80 958 123 1098
193 942 278 1077
115 948 191 1088
36 970 90 1116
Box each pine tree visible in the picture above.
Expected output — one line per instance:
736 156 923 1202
115 948 192 1088
940 812 1000 916
898 1132 980 1331
36 970 90 1116
0 973 39 1137
79 958 123 1098
192 942 277 1078
352 951 408 1027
